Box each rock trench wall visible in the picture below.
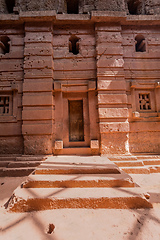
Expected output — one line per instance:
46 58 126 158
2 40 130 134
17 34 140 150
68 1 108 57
0 0 160 15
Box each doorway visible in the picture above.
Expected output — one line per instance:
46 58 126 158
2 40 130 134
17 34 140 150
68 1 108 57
69 100 84 142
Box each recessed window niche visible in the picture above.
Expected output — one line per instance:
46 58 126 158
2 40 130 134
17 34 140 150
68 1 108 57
135 35 146 52
127 0 140 15
0 36 10 55
5 0 15 13
66 0 79 14
69 35 80 55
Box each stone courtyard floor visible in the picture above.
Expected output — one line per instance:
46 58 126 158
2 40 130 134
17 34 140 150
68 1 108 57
0 173 160 240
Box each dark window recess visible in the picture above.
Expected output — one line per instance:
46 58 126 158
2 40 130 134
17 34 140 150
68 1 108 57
139 93 151 110
69 100 84 142
135 35 146 52
5 0 15 13
0 36 10 54
69 35 79 55
67 0 79 14
0 96 10 115
127 0 140 15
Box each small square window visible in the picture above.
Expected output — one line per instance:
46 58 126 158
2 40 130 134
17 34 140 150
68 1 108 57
0 94 13 116
138 93 151 110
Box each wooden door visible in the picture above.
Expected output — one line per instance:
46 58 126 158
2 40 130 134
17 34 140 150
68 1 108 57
69 100 84 142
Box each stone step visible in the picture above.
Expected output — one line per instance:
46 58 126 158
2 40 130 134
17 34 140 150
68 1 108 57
55 147 93 156
7 161 41 168
148 165 160 173
0 161 10 167
108 155 138 161
122 165 160 174
121 166 150 174
136 155 160 160
16 156 47 161
35 164 120 175
114 160 144 167
7 187 152 212
0 156 16 161
35 155 120 175
22 172 135 188
143 159 160 165
0 167 35 177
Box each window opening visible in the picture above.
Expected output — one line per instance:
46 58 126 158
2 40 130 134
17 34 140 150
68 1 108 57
0 96 10 115
139 93 151 110
0 36 10 54
135 35 146 52
5 0 15 13
67 0 79 14
127 0 140 15
69 100 84 142
69 35 79 55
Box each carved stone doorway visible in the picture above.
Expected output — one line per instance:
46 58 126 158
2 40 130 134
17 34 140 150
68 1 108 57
54 80 100 155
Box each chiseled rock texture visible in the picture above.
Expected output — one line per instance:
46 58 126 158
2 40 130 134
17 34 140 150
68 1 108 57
0 0 160 14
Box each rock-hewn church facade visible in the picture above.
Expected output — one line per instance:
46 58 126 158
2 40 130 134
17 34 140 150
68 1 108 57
0 0 160 155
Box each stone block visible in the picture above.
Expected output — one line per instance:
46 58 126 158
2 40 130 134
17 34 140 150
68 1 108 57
100 122 129 133
90 140 99 149
97 80 126 91
96 32 122 43
23 94 53 106
54 70 96 80
24 46 53 56
132 111 140 118
54 59 96 71
101 132 129 154
55 140 63 150
24 68 53 79
99 108 128 119
23 81 53 92
24 135 52 155
22 124 53 135
24 56 53 69
25 32 53 43
22 109 53 120
0 136 23 154
98 94 127 104
129 132 160 153
97 56 124 68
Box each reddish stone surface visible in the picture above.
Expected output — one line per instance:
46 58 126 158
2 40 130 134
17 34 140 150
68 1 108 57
0 1 160 155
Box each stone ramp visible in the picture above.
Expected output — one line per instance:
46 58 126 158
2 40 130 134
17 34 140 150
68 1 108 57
6 156 152 212
108 154 160 174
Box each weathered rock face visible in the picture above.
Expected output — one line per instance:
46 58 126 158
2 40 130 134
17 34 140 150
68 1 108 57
15 0 58 12
0 0 160 15
0 0 8 13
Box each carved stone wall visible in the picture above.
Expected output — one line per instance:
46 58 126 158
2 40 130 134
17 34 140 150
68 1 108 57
0 2 160 154
0 0 160 15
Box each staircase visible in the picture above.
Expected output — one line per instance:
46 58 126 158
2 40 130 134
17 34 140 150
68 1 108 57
6 156 152 212
0 155 47 177
108 154 160 174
